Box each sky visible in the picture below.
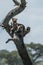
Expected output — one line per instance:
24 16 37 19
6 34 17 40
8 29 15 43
0 0 43 51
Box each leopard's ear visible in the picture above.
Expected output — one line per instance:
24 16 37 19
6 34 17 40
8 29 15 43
12 18 17 23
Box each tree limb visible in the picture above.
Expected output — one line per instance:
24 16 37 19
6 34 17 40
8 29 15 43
13 0 20 6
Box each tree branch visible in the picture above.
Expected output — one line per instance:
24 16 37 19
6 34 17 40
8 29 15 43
2 1 26 37
13 0 20 6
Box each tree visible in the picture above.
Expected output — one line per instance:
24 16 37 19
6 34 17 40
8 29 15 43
0 0 32 65
26 43 43 65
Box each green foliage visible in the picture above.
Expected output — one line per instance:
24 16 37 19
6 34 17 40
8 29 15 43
0 50 23 65
26 42 43 65
0 43 43 65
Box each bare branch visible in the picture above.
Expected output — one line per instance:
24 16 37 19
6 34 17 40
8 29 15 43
13 0 20 6
2 0 26 37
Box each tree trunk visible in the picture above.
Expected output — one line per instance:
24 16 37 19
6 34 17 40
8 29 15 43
2 0 33 65
13 38 32 65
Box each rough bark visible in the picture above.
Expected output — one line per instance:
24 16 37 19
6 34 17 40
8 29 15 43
2 0 32 65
